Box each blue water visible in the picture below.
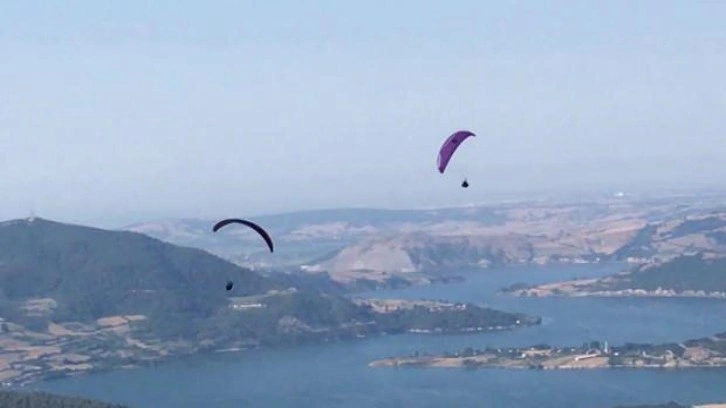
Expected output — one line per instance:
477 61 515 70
34 263 726 407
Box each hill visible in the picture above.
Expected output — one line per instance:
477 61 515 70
125 196 726 284
0 390 128 407
0 217 270 325
500 210 726 299
609 254 726 294
124 206 506 269
612 214 726 261
505 253 726 298
0 217 537 386
305 203 726 283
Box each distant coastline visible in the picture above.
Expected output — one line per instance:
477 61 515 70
0 298 539 388
370 334 726 371
503 278 726 300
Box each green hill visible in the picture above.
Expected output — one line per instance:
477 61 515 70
508 253 726 298
610 254 726 293
610 215 726 262
0 217 271 329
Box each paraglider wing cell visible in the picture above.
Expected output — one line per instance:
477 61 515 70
437 130 475 174
212 218 274 253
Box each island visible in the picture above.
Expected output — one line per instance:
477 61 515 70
369 332 726 370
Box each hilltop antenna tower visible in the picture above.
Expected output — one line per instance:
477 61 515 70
28 199 37 222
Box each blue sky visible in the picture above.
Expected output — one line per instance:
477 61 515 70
1 1 725 225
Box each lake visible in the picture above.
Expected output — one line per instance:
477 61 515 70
34 263 726 407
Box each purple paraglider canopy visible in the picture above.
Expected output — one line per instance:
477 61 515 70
436 130 476 174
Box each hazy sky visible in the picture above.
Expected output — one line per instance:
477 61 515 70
1 1 725 225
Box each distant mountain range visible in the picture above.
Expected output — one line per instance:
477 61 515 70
123 206 506 269
499 208 726 299
124 198 726 285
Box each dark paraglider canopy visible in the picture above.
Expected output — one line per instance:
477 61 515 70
212 218 274 253
225 280 234 291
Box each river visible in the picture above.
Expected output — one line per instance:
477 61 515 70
34 263 726 407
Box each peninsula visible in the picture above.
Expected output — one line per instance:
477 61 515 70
503 254 726 299
370 332 726 370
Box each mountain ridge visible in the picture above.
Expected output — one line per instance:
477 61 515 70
122 199 726 284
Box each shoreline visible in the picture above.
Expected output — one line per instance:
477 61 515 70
503 277 726 300
0 298 540 388
510 291 726 300
370 334 726 371
371 358 726 371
